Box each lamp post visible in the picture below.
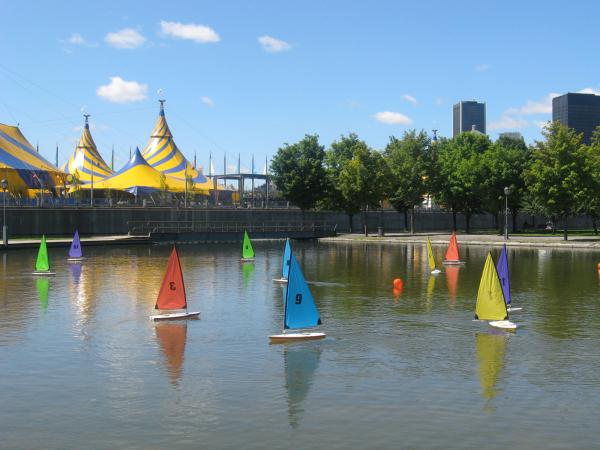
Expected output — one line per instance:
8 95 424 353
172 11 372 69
504 186 510 240
1 178 7 247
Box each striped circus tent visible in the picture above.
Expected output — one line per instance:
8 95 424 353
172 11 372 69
0 122 64 196
76 147 187 195
62 116 112 183
142 101 212 194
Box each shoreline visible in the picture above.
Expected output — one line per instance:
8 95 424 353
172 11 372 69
320 233 600 250
0 235 150 250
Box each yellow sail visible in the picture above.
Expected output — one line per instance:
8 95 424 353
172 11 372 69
426 237 436 271
475 252 508 321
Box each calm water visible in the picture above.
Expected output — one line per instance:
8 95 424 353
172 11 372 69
1 241 600 449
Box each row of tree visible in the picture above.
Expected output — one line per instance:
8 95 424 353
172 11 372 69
270 122 600 240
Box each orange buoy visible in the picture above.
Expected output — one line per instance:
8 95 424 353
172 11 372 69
597 262 600 271
393 278 403 290
393 287 402 298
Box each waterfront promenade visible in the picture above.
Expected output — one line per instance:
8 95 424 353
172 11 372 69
321 232 600 249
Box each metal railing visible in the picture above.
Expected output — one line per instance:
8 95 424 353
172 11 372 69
127 220 338 235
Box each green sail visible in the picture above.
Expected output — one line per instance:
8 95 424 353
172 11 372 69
35 235 50 272
242 231 255 259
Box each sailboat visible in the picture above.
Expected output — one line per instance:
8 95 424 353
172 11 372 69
32 235 55 275
240 230 255 262
443 232 465 265
426 237 441 274
269 250 325 342
497 244 522 312
475 252 517 330
150 247 200 320
273 238 292 283
67 230 84 261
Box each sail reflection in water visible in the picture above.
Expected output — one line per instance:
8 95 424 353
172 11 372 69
242 261 254 287
36 278 49 309
155 321 188 385
284 345 322 428
475 331 508 409
445 266 460 302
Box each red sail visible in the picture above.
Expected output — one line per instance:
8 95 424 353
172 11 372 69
445 232 460 261
155 247 187 310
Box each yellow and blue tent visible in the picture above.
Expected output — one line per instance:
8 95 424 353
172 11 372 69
0 122 64 196
142 102 211 194
62 118 112 183
76 147 187 195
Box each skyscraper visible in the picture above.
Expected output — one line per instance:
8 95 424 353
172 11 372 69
453 101 486 137
552 92 600 144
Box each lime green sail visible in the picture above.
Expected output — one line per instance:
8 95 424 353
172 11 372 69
35 235 50 272
242 231 255 259
426 237 436 271
475 252 508 321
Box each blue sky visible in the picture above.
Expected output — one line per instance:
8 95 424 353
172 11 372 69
1 0 599 172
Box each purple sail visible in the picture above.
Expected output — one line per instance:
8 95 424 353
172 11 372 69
496 244 510 305
69 230 83 259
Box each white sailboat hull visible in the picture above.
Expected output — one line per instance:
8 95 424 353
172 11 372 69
269 331 326 343
150 311 200 321
489 320 517 330
67 257 85 262
431 269 441 274
32 271 56 276
272 277 288 284
443 260 465 265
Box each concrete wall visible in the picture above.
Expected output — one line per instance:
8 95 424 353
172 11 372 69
1 206 595 236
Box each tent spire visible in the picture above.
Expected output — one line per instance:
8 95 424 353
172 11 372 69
237 153 241 174
83 114 91 129
55 144 59 167
111 145 114 170
159 99 166 116
209 151 212 176
193 151 197 169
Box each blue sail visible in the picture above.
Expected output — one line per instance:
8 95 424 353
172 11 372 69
69 230 83 258
284 253 322 330
496 244 511 305
282 238 292 279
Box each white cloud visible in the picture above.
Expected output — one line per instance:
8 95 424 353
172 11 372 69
160 21 220 43
68 33 86 45
578 87 600 95
534 120 549 129
373 111 413 125
488 115 529 131
475 64 492 72
201 96 214 107
402 94 417 105
105 28 146 49
96 77 148 103
258 35 291 53
60 33 97 47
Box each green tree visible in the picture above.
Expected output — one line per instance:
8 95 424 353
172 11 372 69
481 135 530 234
524 121 589 240
581 127 600 235
270 134 328 211
384 130 430 234
322 133 368 231
339 147 391 236
430 132 490 232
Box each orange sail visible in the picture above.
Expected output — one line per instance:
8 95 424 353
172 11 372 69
155 247 187 310
445 232 460 262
